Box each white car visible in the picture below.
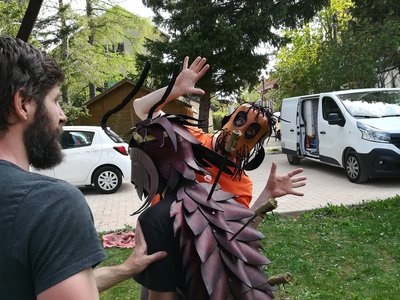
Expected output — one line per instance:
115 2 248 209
32 126 131 194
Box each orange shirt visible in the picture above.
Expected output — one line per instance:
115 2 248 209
188 126 253 208
151 126 253 208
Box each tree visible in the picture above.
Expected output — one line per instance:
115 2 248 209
271 0 400 103
240 87 261 103
348 0 400 87
273 25 323 99
271 0 356 99
33 1 157 122
0 0 27 37
139 0 328 131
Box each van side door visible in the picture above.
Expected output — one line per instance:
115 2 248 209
318 96 346 166
281 97 300 154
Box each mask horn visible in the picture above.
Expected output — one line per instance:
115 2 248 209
220 107 238 128
244 147 265 171
17 0 44 42
220 114 231 128
147 64 180 119
101 61 151 131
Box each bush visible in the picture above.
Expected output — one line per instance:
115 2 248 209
212 110 228 130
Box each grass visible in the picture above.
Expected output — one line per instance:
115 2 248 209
99 195 400 300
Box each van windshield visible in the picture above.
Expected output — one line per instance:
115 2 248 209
337 90 400 118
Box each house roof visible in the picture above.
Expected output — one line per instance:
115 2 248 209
85 77 194 108
85 78 152 106
257 79 278 93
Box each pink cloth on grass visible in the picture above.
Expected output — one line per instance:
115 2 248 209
102 231 136 248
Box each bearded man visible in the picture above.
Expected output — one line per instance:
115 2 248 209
0 36 165 300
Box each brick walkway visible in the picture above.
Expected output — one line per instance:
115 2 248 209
83 144 399 232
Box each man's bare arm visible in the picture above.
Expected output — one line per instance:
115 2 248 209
37 269 99 300
133 56 209 120
94 222 167 292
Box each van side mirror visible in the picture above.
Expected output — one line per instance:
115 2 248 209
327 113 345 127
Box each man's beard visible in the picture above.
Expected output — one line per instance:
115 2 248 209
24 104 64 170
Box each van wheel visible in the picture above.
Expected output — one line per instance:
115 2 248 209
93 166 122 194
345 151 368 183
287 154 301 165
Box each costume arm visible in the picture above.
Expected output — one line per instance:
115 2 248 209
133 56 209 120
94 222 167 292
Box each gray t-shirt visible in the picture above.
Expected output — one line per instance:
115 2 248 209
0 160 106 299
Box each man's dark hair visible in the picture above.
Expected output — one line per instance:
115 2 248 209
0 36 64 135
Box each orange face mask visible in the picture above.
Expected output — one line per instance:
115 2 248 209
221 103 272 156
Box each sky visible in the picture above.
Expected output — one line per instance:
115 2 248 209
61 0 155 19
118 0 155 19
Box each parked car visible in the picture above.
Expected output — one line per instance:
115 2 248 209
32 126 131 194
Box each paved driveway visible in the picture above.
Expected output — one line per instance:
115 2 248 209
249 149 399 214
82 148 399 232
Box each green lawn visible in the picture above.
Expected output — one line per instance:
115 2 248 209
99 195 400 300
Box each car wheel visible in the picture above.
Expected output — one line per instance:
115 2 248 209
345 151 368 183
287 154 301 165
93 166 122 194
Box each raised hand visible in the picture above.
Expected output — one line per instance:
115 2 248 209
173 56 210 97
265 162 306 198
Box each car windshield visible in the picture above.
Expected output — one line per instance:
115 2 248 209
336 90 400 118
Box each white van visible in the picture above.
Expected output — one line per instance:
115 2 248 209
280 88 400 183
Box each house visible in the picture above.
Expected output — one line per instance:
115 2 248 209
257 78 278 110
75 78 200 141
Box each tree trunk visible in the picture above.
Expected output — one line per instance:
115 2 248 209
86 0 96 99
58 0 69 103
199 90 211 132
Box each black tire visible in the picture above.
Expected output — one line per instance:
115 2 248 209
93 166 122 194
345 151 368 183
287 154 301 165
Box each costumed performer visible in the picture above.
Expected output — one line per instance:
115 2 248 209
129 71 276 298
133 56 307 227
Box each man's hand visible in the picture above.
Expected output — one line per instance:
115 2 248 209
172 56 209 97
266 162 306 198
122 221 167 275
94 221 167 292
